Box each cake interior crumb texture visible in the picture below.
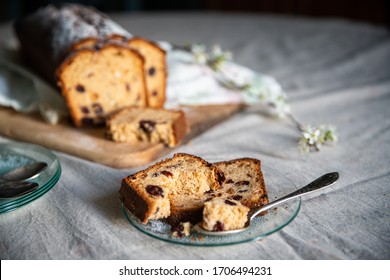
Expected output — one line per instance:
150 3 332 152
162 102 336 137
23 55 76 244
202 197 250 231
106 107 187 147
214 158 269 213
57 44 147 127
70 36 167 108
128 38 166 108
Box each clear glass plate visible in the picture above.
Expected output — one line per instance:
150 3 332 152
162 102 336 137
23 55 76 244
122 166 301 246
0 142 61 214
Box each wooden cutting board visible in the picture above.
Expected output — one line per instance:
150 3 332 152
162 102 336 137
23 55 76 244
0 104 243 169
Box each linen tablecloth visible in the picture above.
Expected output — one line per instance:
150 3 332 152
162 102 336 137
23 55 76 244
0 12 389 259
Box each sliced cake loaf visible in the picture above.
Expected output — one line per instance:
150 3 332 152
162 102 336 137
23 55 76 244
213 158 269 215
70 35 167 108
120 153 224 224
14 3 166 127
201 197 250 231
57 44 147 126
106 106 188 147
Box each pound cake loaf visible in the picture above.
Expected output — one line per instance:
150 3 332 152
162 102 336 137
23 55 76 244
201 198 250 231
57 44 147 126
71 35 167 108
120 153 224 224
14 3 167 127
14 3 131 85
213 158 269 215
106 107 188 147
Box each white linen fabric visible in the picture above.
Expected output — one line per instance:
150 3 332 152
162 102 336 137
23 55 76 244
0 12 389 259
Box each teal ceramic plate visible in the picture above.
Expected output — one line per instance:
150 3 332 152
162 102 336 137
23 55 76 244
0 142 61 214
122 166 301 246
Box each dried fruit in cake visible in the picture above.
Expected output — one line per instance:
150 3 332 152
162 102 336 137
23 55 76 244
201 197 250 231
120 153 223 224
213 158 269 214
57 44 147 127
106 107 188 147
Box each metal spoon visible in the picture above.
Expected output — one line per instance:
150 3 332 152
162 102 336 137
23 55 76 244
0 162 47 183
0 181 39 198
194 172 340 236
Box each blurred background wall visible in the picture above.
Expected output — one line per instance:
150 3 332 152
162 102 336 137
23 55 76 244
1 0 389 27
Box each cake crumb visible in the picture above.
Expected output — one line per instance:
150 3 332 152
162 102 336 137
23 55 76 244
171 222 192 238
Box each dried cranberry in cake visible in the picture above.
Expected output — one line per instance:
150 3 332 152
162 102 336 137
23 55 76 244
234 180 250 186
81 106 89 114
224 199 236 206
217 171 226 185
161 170 173 178
231 195 243 201
76 84 85 93
139 120 156 133
148 67 156 76
213 221 224 231
146 185 164 197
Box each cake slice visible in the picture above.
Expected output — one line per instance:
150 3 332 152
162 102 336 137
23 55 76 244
57 43 147 127
127 37 166 108
213 158 269 214
106 107 188 147
70 35 167 108
201 197 250 231
120 153 224 224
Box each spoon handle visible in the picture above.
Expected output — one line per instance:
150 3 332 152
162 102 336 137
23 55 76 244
251 172 339 220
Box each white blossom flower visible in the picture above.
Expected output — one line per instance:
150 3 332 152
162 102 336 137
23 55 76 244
191 44 232 71
191 44 208 65
299 124 338 153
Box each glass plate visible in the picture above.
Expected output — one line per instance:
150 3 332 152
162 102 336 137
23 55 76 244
122 166 301 246
0 142 61 214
